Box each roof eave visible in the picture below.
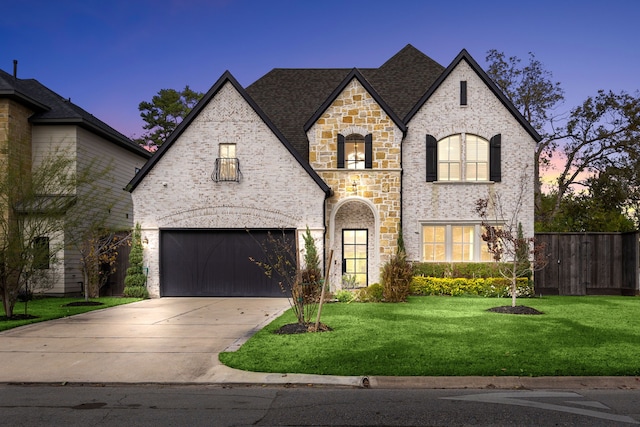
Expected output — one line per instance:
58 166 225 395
31 118 152 158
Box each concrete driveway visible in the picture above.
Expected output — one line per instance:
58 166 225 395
0 298 291 383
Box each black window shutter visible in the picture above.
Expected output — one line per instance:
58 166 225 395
365 134 373 169
337 134 345 168
460 81 467 106
490 134 501 182
426 134 437 182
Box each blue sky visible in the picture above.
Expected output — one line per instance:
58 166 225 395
1 0 638 139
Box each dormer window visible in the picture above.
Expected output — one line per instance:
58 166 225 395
337 133 373 169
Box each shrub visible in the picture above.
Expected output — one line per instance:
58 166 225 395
410 276 533 298
381 230 413 302
412 262 511 278
334 289 355 303
124 223 147 288
122 285 149 298
357 283 384 302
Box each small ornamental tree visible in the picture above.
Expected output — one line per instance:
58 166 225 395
475 170 548 308
123 223 148 298
250 227 323 327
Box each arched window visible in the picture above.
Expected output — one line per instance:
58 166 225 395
345 134 365 169
337 133 372 169
428 133 495 182
437 135 461 181
465 135 489 181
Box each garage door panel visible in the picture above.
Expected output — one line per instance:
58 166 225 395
160 229 293 297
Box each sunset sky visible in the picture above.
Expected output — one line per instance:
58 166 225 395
1 0 638 148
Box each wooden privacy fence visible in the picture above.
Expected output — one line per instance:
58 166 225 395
534 232 639 296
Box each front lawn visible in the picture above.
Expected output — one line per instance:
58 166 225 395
0 297 143 332
219 296 640 376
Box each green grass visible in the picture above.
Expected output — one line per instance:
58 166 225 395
219 296 640 377
0 297 143 332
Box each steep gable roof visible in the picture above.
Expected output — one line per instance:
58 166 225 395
247 44 445 159
0 68 150 158
127 71 331 195
303 68 407 134
404 49 542 142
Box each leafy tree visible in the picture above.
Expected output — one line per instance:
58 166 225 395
134 86 204 150
486 51 640 222
536 170 636 232
79 227 129 300
0 141 114 318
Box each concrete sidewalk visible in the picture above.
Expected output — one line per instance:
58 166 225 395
0 298 638 389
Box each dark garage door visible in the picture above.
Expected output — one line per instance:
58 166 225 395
160 229 294 297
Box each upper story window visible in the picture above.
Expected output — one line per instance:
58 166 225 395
437 135 461 181
212 143 241 182
465 135 489 181
345 134 365 169
337 133 372 169
426 133 500 183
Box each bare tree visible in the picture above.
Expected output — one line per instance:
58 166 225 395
475 169 548 308
486 51 640 222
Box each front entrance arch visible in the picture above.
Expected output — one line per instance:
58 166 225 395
328 197 379 289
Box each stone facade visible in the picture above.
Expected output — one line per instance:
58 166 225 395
307 79 403 286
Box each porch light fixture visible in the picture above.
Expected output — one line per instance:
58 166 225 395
142 237 149 248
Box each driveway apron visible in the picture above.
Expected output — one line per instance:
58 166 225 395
0 298 290 383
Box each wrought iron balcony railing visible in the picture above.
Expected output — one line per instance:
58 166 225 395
212 158 241 182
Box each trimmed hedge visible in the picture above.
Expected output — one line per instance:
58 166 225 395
410 276 533 298
412 262 532 280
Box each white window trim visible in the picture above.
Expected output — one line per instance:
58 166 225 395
420 222 501 262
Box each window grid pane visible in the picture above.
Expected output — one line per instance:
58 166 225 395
422 225 446 261
465 135 488 181
437 136 461 181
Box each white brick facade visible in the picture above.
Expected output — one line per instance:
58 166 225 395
131 81 327 297
402 59 536 262
129 48 537 297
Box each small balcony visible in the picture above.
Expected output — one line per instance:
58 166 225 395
212 158 241 182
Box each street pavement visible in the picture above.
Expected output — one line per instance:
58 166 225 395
0 297 638 390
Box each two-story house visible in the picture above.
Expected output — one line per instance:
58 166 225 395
0 65 151 296
127 45 540 298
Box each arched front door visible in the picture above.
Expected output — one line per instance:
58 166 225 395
330 198 378 289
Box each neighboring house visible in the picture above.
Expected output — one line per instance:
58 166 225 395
0 66 151 296
128 45 540 298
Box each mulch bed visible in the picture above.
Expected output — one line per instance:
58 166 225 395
274 322 333 334
487 305 544 315
1 314 39 321
63 301 104 307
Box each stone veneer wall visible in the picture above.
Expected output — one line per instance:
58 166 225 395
307 79 403 286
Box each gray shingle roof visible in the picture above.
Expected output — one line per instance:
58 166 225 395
246 44 445 159
0 68 150 158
